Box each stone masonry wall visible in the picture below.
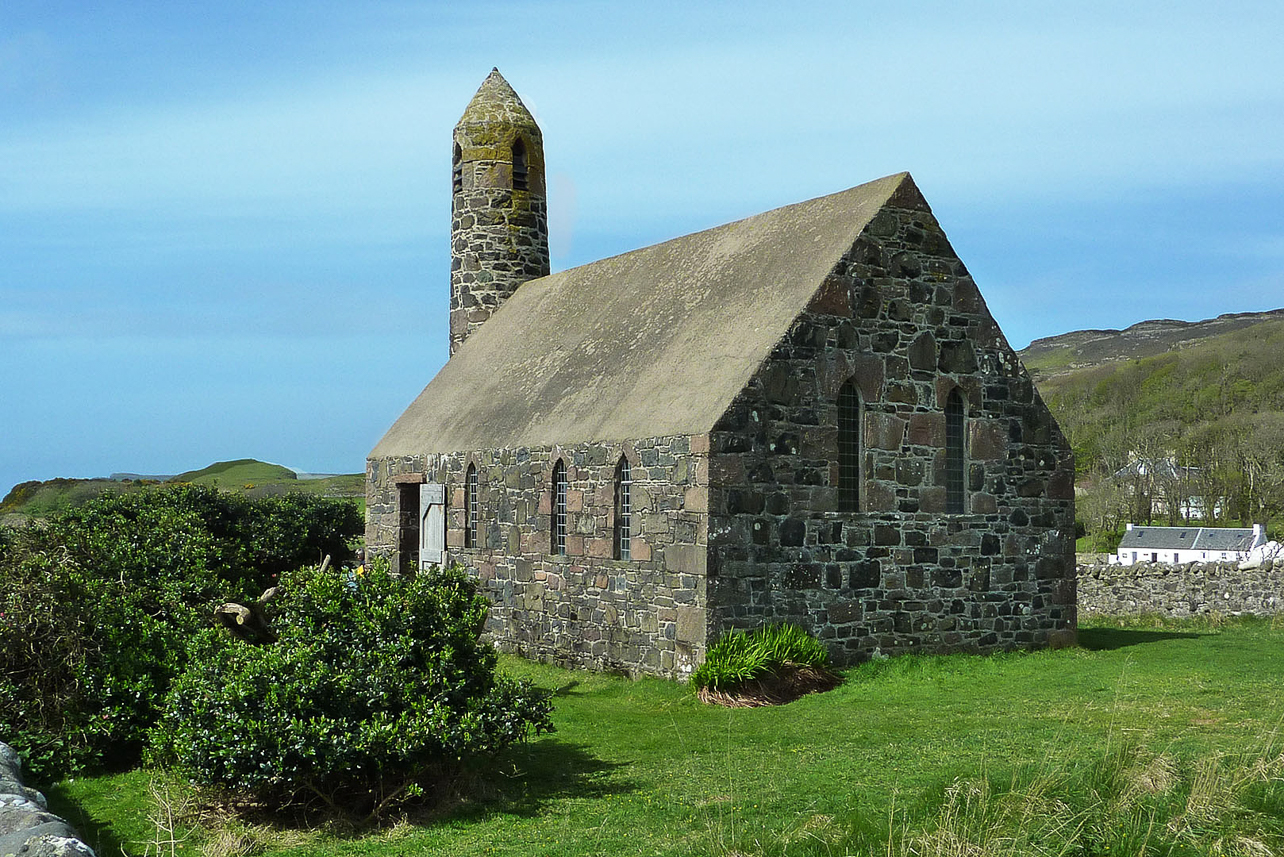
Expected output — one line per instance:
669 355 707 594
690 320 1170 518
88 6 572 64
367 434 710 678
1078 561 1284 617
706 191 1076 663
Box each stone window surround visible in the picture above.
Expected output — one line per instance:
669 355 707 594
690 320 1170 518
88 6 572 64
837 378 862 513
512 136 528 192
614 455 632 560
551 458 568 556
531 446 649 565
945 385 967 514
465 462 478 548
437 443 667 567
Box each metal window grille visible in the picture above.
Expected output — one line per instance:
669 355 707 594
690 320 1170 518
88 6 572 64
512 138 528 191
465 464 478 548
615 457 631 560
452 144 463 194
552 460 567 556
946 389 966 513
837 381 861 512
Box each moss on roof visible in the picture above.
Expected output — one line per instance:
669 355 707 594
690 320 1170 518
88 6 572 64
371 172 919 458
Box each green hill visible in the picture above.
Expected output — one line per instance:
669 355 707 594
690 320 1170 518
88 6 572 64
1019 310 1284 540
2 459 363 520
171 458 300 487
0 477 155 519
1021 309 1284 380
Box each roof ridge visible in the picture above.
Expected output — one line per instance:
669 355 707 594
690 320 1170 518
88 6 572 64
549 172 914 274
371 173 920 456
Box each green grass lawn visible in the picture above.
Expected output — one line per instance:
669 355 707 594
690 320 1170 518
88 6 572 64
47 616 1284 857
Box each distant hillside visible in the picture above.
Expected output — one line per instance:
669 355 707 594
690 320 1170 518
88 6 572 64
0 477 156 520
1021 309 1284 382
1020 312 1284 433
172 458 299 486
2 459 363 519
1019 310 1284 534
170 459 363 500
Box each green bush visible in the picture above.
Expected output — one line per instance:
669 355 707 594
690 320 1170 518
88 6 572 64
0 486 362 780
150 561 554 820
690 623 832 692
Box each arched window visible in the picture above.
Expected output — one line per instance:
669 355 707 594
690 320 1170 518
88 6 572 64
946 388 966 513
465 463 478 548
837 380 861 512
452 143 463 194
511 138 528 191
614 456 632 560
551 459 567 555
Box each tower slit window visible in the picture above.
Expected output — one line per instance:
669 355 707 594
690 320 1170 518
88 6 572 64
614 457 632 560
837 380 862 512
465 463 478 548
452 143 463 194
552 459 567 556
946 388 966 513
512 138 528 191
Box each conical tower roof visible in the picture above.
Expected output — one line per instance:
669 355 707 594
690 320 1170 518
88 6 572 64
455 68 542 144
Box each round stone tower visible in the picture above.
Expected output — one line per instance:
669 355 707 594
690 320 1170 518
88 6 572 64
449 68 550 356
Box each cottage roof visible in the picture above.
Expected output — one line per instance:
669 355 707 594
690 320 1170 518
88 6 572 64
1192 528 1259 552
371 171 921 457
1119 526 1257 552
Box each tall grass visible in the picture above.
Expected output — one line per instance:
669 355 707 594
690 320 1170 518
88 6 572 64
698 735 1284 856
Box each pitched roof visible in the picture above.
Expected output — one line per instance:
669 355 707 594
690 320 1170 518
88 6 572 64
1193 528 1260 552
1119 526 1258 552
371 172 919 458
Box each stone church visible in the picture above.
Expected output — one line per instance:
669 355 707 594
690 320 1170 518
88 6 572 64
367 69 1076 679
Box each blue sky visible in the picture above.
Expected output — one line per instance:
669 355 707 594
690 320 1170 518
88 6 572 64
2 1 1281 493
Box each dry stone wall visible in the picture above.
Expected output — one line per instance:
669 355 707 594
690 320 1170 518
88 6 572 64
0 742 93 857
368 434 710 678
1078 560 1284 617
705 193 1077 663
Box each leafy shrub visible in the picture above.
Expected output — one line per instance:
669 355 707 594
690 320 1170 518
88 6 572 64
690 623 833 692
151 561 554 820
0 486 363 780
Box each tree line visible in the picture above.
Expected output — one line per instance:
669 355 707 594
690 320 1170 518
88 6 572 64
1036 322 1284 549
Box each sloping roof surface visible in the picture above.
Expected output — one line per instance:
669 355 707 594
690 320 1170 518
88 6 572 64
372 172 914 457
1119 526 1257 552
1193 528 1259 552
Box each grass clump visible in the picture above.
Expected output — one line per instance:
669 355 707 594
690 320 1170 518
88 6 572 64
690 623 839 706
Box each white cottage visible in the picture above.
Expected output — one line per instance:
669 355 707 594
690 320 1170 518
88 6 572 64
1115 523 1265 565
